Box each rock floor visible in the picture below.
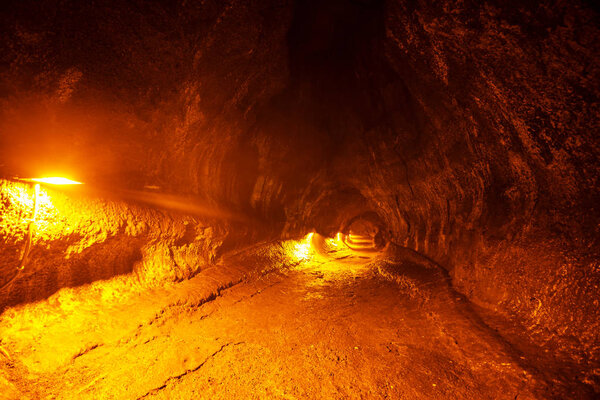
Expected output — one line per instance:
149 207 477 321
0 242 593 399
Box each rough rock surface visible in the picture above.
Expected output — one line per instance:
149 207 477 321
0 241 587 399
0 0 599 396
0 179 227 309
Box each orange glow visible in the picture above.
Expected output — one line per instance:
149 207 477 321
2 181 55 241
30 177 83 185
289 232 314 262
326 238 338 247
290 233 378 279
0 179 97 246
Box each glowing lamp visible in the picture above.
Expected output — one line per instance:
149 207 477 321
290 232 314 262
30 177 83 185
0 176 84 292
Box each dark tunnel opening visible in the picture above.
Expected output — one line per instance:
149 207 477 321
342 211 388 250
0 0 599 398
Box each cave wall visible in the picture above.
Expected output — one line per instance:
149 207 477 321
0 0 294 217
0 0 296 309
253 0 600 364
347 0 600 363
1 0 599 367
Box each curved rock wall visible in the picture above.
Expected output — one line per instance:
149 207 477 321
372 0 600 363
0 0 598 368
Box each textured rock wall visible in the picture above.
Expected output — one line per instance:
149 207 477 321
0 179 226 310
281 0 600 365
0 0 295 308
326 0 600 364
1 0 598 368
244 0 600 365
0 0 294 217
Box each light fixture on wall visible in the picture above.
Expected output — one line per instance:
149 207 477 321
29 177 83 185
0 177 84 292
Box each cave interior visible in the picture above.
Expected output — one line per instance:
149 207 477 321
0 0 599 399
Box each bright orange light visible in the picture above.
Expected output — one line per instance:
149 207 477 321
289 232 314 262
30 177 83 185
327 233 342 248
1 179 92 244
1 181 53 243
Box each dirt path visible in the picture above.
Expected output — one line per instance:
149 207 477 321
0 241 587 399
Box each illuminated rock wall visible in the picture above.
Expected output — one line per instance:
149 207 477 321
0 0 598 368
0 179 227 309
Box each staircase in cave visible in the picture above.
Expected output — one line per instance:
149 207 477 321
344 233 376 251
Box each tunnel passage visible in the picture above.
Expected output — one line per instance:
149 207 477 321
341 212 387 251
0 0 599 398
